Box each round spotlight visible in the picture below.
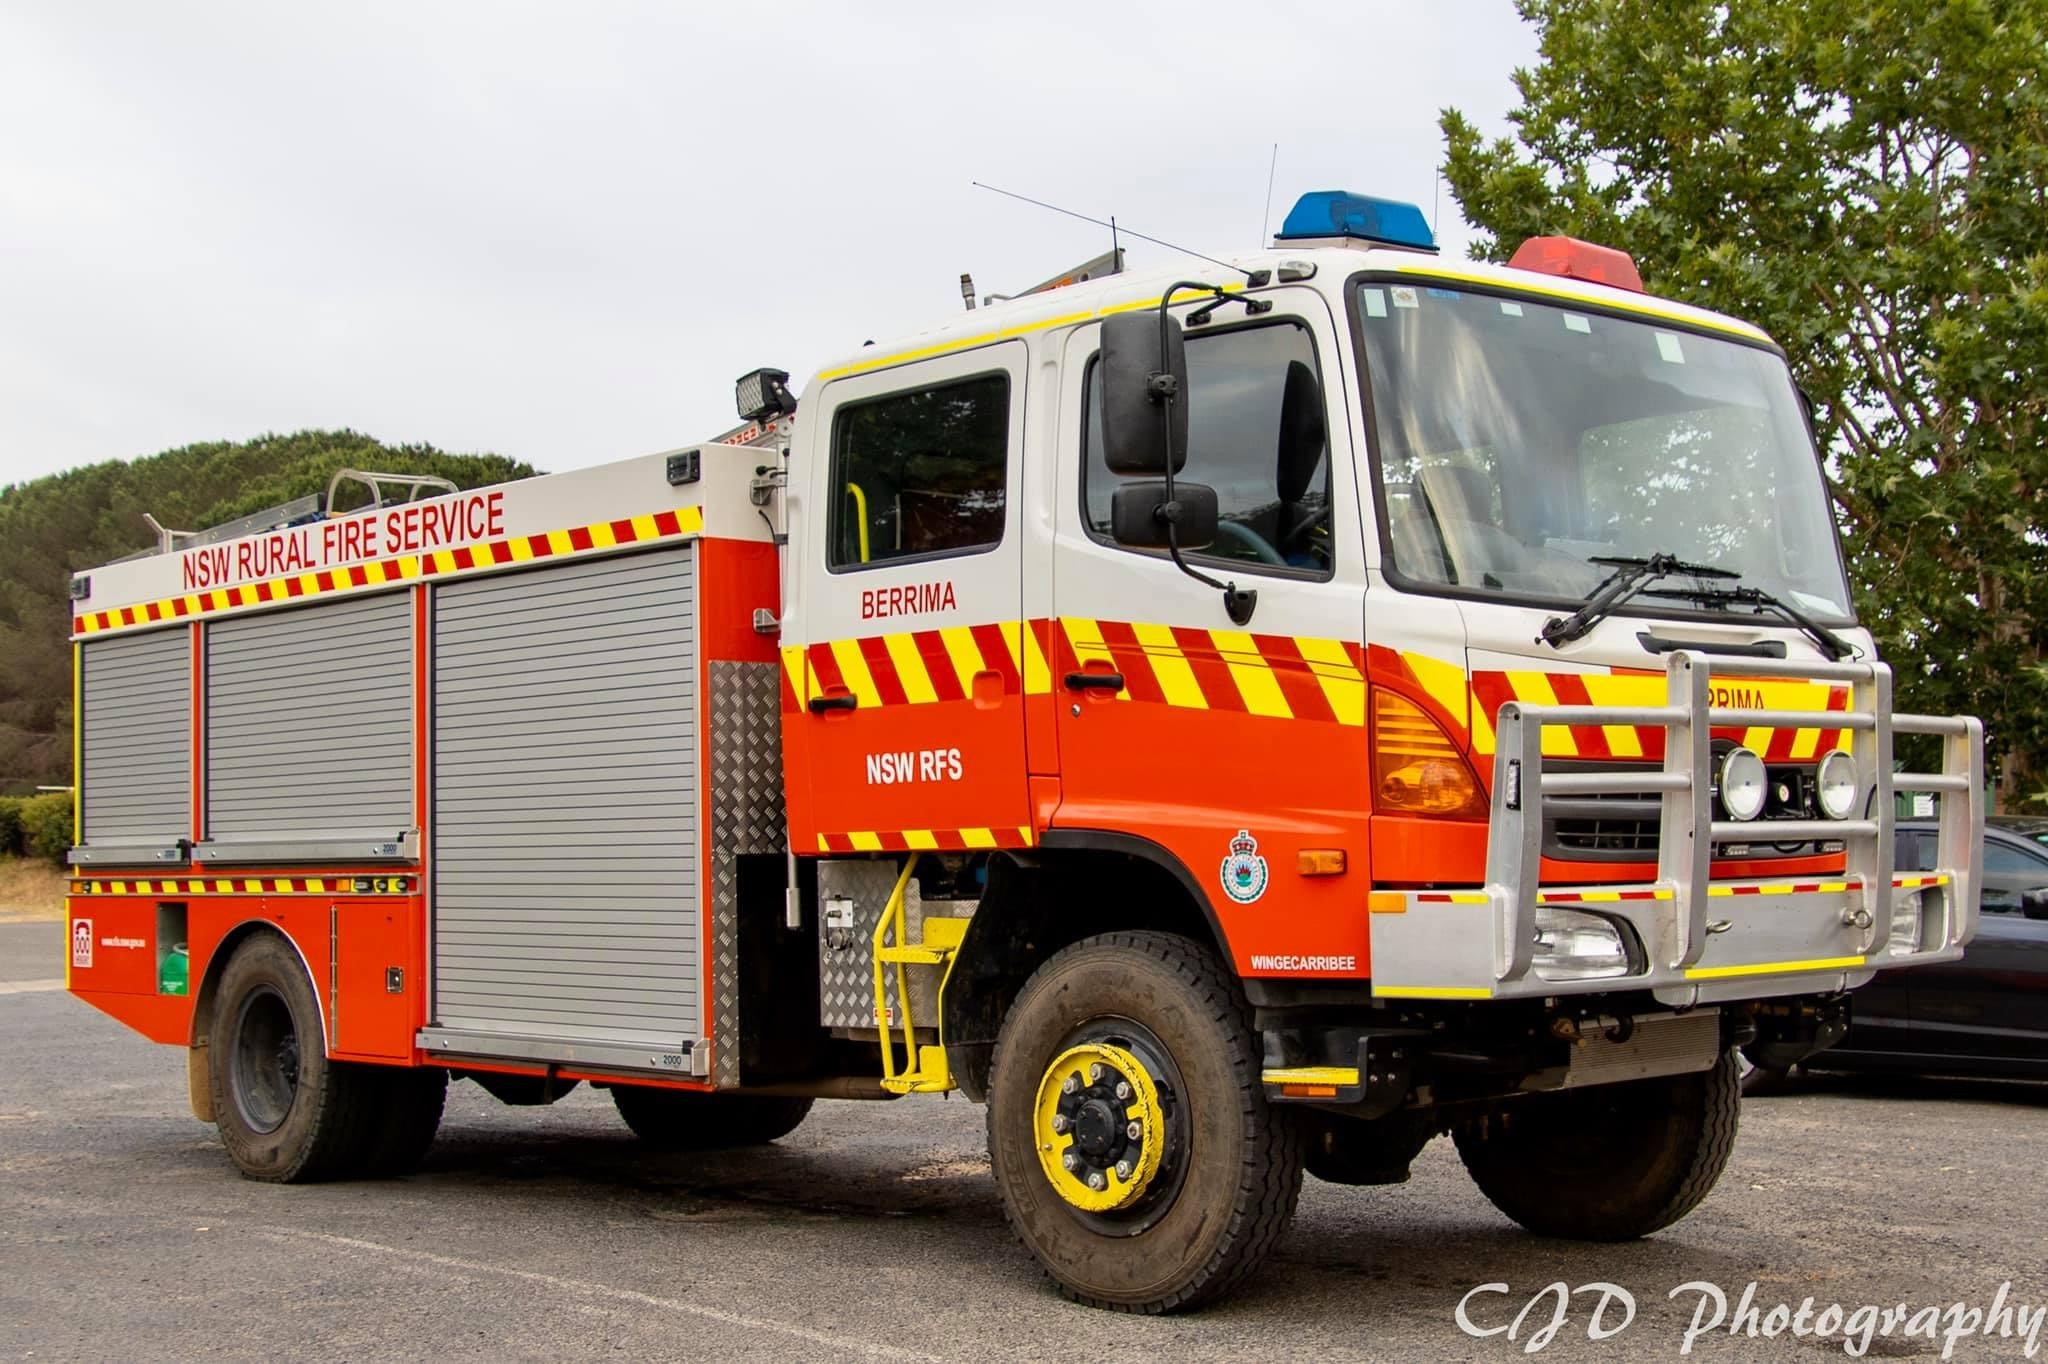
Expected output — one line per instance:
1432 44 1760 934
1718 747 1767 821
1816 749 1860 821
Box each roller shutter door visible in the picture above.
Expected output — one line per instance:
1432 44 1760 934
206 593 414 840
80 627 190 853
431 546 700 1046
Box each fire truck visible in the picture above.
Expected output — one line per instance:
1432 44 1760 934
63 191 1984 1313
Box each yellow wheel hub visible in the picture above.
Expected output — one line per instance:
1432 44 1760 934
1032 1042 1167 1212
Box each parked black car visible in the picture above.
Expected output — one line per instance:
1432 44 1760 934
1743 816 2048 1090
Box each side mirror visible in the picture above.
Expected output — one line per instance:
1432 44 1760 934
1110 481 1217 550
2023 888 2048 922
1099 311 1188 475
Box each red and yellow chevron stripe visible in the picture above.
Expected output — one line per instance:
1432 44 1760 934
73 507 704 636
816 827 1036 853
782 619 1368 725
1371 647 1856 763
70 876 416 896
782 621 1054 711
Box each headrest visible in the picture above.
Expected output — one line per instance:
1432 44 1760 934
1276 361 1326 505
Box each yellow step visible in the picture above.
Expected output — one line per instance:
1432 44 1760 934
875 915 970 966
880 1045 954 1095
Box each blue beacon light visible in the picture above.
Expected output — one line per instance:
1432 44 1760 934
1274 191 1437 252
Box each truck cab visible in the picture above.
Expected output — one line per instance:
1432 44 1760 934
62 189 1985 1316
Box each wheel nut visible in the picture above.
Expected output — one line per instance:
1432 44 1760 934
1061 1151 1079 1171
1125 1120 1142 1140
1062 1074 1080 1095
1114 1081 1131 1101
1115 1159 1133 1180
1086 1171 1107 1191
1087 1063 1104 1084
1050 1114 1068 1134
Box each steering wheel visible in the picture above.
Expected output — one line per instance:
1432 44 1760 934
1210 520 1288 567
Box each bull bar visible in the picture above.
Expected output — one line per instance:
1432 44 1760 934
1368 651 1984 1007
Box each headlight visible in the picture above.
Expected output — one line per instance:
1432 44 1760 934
1532 907 1634 982
1816 749 1860 820
1717 747 1767 822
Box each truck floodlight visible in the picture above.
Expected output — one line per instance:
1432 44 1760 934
1274 191 1436 252
1816 749 1860 820
1717 747 1768 821
735 368 797 423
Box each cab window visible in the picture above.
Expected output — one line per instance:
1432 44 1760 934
829 372 1009 570
1084 320 1332 575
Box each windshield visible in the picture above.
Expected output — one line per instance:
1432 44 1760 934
1356 280 1854 622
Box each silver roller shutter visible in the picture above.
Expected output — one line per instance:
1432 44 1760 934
78 626 190 863
204 593 414 853
430 545 701 1053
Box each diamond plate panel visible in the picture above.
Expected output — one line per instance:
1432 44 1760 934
707 660 788 1087
818 860 927 1030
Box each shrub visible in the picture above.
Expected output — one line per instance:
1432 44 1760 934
19 792 74 866
0 796 23 857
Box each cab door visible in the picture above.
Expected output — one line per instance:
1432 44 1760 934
1046 297 1372 977
787 342 1035 854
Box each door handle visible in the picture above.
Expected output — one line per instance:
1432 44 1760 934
1063 671 1125 691
807 694 859 713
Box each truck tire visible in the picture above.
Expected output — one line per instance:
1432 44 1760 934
1454 1047 1741 1240
610 1086 813 1149
208 933 386 1183
362 1066 447 1176
985 931 1302 1313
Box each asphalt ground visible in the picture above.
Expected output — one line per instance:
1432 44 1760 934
4 918 2045 1362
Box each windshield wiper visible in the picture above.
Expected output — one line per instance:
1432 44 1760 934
1539 552 1738 649
1637 583 1854 661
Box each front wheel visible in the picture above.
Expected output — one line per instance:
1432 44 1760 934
985 931 1302 1313
1454 1048 1741 1240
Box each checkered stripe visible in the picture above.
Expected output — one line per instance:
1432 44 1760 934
74 506 704 635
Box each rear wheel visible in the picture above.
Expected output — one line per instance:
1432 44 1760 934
1454 1048 1741 1240
985 931 1301 1313
364 1066 447 1176
610 1086 813 1149
209 933 391 1182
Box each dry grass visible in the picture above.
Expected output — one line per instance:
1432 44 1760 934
0 857 68 922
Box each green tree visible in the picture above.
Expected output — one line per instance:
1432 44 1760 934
0 431 536 795
1441 0 2048 807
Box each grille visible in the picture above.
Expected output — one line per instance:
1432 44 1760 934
1542 764 1836 862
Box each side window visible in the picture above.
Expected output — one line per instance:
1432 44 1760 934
1084 320 1332 575
829 372 1009 570
1984 840 2048 875
1892 830 1928 872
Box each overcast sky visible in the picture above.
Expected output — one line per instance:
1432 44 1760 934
0 1 1538 486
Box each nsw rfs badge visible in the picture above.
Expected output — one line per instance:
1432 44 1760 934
1220 830 1269 905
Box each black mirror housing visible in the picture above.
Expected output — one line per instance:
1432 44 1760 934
2023 888 2048 921
1099 312 1189 475
1110 481 1217 550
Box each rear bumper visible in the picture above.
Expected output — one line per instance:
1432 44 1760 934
1367 650 1984 1008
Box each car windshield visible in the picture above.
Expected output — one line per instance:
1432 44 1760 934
1356 281 1854 622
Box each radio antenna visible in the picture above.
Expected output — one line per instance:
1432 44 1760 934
971 181 1251 278
1260 143 1279 244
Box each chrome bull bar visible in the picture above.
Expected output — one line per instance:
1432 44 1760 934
1369 650 1984 1006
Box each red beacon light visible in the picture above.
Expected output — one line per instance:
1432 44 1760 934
1508 235 1644 293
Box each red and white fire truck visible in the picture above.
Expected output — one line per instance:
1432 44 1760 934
64 191 1984 1312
